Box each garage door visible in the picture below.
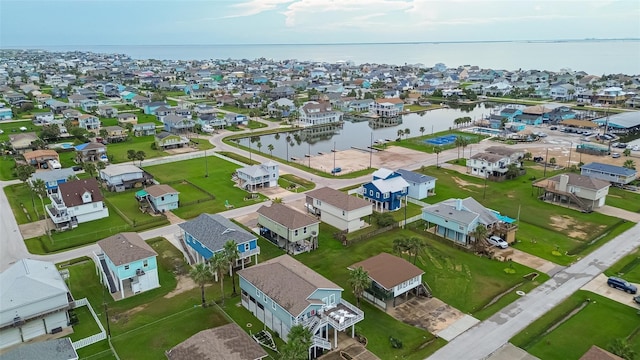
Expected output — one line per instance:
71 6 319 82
21 319 45 341
0 327 22 348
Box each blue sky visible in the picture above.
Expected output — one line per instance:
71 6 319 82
1 0 639 46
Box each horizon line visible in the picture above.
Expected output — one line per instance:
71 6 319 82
2 37 639 48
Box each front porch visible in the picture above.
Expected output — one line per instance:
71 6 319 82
259 226 316 255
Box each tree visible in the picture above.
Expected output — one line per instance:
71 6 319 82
623 148 631 157
83 162 97 178
189 263 213 307
257 141 262 153
40 124 60 142
505 163 520 179
404 128 410 140
30 178 47 221
285 135 292 161
549 157 557 166
434 147 442 168
125 122 134 133
459 137 470 158
471 224 489 253
16 164 35 184
223 240 240 296
397 129 404 140
280 325 313 360
419 126 425 137
623 159 636 170
209 251 229 305
406 237 426 264
99 128 108 139
524 152 532 161
608 338 636 360
127 149 137 164
135 150 146 166
267 144 274 156
454 136 464 159
348 266 371 308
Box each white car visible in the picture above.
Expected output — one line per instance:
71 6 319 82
488 235 508 249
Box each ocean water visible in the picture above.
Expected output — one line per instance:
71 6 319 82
33 40 640 75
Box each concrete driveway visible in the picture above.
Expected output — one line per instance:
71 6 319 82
595 205 640 222
581 273 640 309
494 247 565 276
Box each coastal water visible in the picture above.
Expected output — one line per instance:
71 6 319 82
33 40 640 75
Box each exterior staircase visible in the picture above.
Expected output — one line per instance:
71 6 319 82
98 257 117 293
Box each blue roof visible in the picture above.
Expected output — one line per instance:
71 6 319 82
74 143 90 151
581 162 637 176
396 169 436 183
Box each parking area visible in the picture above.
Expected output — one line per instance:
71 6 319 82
580 274 640 308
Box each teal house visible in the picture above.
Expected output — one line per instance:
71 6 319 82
96 232 160 300
238 255 364 356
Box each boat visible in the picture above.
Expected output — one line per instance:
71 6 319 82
304 154 311 157
290 157 298 161
318 151 325 155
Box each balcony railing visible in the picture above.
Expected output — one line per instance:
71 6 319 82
241 246 260 259
320 300 364 331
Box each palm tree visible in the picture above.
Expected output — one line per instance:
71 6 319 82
281 325 313 360
209 251 229 305
223 240 240 296
135 150 146 166
393 237 409 259
623 148 631 157
454 136 464 159
30 179 47 222
267 143 274 156
127 149 136 164
419 126 425 137
348 266 371 308
434 147 442 168
404 128 410 140
460 137 470 158
549 157 557 166
285 134 292 161
189 263 213 307
623 159 636 169
406 237 425 264
257 141 262 153
471 224 489 252
397 129 404 140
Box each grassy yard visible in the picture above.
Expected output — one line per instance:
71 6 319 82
391 130 487 154
68 305 102 341
4 183 44 224
105 136 167 163
511 291 640 360
605 247 640 283
103 189 170 224
0 120 37 142
278 173 316 192
0 156 15 180
416 164 630 265
144 156 267 219
605 187 640 212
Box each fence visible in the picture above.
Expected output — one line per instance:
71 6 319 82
362 291 387 310
165 179 216 207
72 298 107 350
102 197 167 229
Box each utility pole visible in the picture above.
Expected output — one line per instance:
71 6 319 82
369 133 373 169
204 149 208 177
333 141 336 176
567 142 572 169
543 148 549 177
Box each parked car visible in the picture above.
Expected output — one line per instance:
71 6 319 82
487 235 508 249
634 295 640 304
607 276 637 294
549 126 558 130
331 167 342 174
611 153 621 158
533 156 544 162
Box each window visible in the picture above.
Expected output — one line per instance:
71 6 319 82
376 192 380 198
143 260 148 267
161 196 165 201
316 199 322 206
257 289 262 298
244 243 250 251
329 294 335 305
264 293 267 301
369 190 373 196
124 265 130 270
294 229 299 236
303 227 307 234
272 300 276 310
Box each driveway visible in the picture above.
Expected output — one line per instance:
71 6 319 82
580 273 640 308
494 247 565 276
594 205 640 222
385 296 474 338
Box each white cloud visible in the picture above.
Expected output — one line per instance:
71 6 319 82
225 0 295 18
281 0 413 27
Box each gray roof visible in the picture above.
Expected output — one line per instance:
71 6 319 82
470 152 506 162
237 164 269 177
484 146 523 156
423 197 499 227
166 323 268 360
100 164 142 177
582 162 637 177
306 187 372 211
396 169 436 184
0 338 78 360
547 173 611 190
598 111 640 129
30 168 76 184
98 232 157 266
257 203 319 230
179 214 256 253
238 255 341 316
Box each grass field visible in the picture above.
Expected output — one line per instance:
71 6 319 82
4 183 44 224
605 186 640 212
415 164 630 265
278 173 316 192
511 291 640 360
392 130 488 154
605 247 640 283
0 156 15 180
144 156 266 218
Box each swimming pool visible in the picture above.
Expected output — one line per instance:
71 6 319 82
51 142 75 149
470 127 503 136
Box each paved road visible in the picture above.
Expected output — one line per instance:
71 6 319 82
0 180 29 271
428 221 640 360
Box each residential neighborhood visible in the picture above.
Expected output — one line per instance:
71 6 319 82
0 48 639 360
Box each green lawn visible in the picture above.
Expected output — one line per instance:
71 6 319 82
0 156 15 180
416 164 629 265
103 189 170 224
105 136 167 163
605 247 640 283
0 120 37 142
68 305 102 341
4 183 44 224
391 130 488 154
144 156 267 219
511 291 640 360
605 187 640 212
279 174 316 192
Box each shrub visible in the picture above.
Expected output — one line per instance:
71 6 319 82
389 336 403 349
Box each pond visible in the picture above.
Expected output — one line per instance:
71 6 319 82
237 103 495 161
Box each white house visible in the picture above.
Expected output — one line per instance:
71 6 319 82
46 178 109 230
395 169 437 199
467 146 524 178
235 161 279 192
0 259 73 350
534 173 611 211
298 101 343 127
305 187 373 233
99 164 152 192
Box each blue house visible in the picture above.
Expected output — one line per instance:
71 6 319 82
96 232 160 300
183 84 199 95
395 169 437 200
514 113 543 125
143 101 168 115
79 99 98 112
499 108 522 121
140 184 179 212
422 197 506 246
224 113 249 126
178 213 260 268
163 114 195 133
238 255 364 352
29 168 77 194
0 106 13 120
361 168 409 212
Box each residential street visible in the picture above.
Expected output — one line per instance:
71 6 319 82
428 221 640 360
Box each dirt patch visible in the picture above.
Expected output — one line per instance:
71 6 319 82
113 304 149 324
451 176 483 189
386 296 464 334
548 214 601 240
164 275 198 299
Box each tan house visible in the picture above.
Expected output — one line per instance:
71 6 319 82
257 202 320 254
116 113 138 125
9 132 39 154
103 126 128 143
533 173 611 212
305 187 373 233
23 149 60 169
